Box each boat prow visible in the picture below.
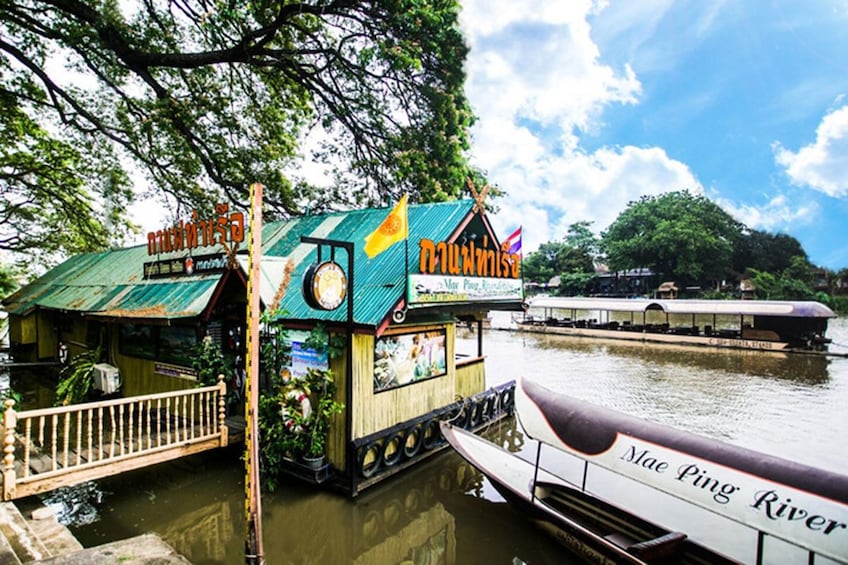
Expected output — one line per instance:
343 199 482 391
440 422 740 564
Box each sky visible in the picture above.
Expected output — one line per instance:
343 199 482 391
459 0 848 270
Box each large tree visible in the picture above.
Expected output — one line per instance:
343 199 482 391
731 228 807 275
601 190 744 284
1 0 475 268
522 222 597 293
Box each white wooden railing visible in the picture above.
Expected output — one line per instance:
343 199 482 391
1 376 228 500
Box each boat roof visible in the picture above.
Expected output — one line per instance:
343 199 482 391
526 296 836 319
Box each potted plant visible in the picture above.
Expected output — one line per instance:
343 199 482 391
299 367 344 469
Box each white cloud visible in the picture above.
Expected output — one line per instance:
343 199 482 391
773 104 848 197
714 193 818 232
461 1 700 252
488 145 702 253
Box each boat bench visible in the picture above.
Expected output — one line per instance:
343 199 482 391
605 531 687 563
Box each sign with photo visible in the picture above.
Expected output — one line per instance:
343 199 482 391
374 329 447 392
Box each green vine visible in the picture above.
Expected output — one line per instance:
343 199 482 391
257 321 345 492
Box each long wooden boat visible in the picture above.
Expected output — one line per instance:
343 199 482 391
517 377 848 563
441 422 740 564
516 297 836 353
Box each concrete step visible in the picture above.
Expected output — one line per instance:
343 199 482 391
0 501 82 564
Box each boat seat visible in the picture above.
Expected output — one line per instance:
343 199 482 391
626 531 688 563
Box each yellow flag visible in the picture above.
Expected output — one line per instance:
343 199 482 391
364 194 409 259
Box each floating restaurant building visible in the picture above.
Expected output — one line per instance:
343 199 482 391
2 198 523 495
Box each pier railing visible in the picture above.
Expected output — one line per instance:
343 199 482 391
1 376 228 501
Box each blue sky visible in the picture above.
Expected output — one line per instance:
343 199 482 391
461 1 848 269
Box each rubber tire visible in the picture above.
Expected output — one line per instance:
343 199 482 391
358 442 382 478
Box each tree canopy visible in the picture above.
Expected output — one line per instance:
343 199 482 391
601 190 744 283
1 0 476 271
731 228 807 276
522 222 597 293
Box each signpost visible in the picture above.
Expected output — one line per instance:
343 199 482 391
244 183 264 564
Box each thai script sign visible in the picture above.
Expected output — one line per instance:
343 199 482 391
144 253 229 279
418 236 520 279
410 235 523 305
147 203 244 256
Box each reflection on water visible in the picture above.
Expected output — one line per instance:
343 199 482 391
65 421 571 565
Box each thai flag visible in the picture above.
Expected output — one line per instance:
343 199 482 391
504 227 522 255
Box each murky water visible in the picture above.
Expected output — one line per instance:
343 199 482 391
13 317 848 564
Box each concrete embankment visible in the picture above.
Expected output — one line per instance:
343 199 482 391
0 501 189 564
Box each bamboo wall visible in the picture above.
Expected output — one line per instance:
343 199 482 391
327 342 348 470
36 311 57 359
455 357 486 399
351 323 460 439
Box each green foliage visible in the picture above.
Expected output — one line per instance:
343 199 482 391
521 222 598 295
257 319 345 491
258 366 344 491
0 387 21 411
601 190 744 283
191 335 233 386
732 229 807 275
747 265 817 300
0 263 19 299
557 271 597 296
0 92 135 271
191 335 238 408
303 324 346 360
1 0 477 266
827 295 848 315
55 346 101 406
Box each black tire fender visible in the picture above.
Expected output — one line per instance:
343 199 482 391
422 419 442 451
402 424 423 459
358 442 382 478
381 433 404 467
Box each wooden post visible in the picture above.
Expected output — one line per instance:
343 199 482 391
3 399 17 501
218 374 228 447
244 183 264 565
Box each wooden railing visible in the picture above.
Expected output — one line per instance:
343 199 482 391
1 376 228 501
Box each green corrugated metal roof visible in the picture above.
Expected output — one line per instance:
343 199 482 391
2 245 221 320
262 199 480 327
2 199 505 327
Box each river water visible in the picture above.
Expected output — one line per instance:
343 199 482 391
25 316 848 564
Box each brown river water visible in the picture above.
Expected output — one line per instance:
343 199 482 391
11 316 848 564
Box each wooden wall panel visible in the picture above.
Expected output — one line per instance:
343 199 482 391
455 358 485 399
327 337 348 470
37 311 56 360
112 333 195 396
351 323 458 439
12 314 37 345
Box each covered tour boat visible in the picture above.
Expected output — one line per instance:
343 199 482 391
516 297 836 352
442 377 848 564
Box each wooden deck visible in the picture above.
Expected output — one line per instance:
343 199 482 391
1 377 233 501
